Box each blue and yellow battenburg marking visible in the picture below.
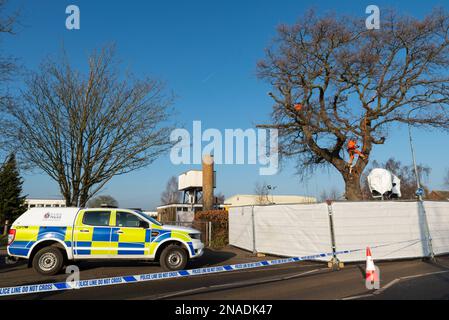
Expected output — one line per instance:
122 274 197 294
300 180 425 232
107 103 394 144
9 224 195 257
8 226 73 257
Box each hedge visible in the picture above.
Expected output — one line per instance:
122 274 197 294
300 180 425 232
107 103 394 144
195 210 228 249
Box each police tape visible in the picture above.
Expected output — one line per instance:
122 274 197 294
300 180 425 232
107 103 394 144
0 249 360 297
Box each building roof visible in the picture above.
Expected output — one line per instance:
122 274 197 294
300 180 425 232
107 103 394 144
224 194 317 207
156 203 204 210
25 198 65 201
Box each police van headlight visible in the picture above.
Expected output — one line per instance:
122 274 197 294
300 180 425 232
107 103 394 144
189 233 201 240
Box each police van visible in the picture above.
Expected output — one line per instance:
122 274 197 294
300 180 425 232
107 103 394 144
6 207 204 275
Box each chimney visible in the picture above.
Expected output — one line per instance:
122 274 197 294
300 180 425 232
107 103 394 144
202 154 214 211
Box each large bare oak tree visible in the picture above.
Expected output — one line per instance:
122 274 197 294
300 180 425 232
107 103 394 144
4 47 175 207
258 10 449 200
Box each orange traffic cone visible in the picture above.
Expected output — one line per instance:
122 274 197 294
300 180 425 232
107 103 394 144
366 247 377 284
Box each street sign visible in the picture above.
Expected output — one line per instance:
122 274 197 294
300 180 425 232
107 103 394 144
416 188 425 197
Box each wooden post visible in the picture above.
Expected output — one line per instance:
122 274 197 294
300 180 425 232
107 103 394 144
202 155 214 212
3 220 9 235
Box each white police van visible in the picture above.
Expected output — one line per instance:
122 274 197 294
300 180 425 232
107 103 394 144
7 207 204 275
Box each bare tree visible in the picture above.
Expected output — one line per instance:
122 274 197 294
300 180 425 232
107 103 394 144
258 9 449 200
319 187 341 202
445 169 449 188
160 176 181 205
0 0 19 130
86 195 119 208
362 158 431 200
0 0 18 86
254 182 270 205
3 46 175 207
215 192 225 205
0 0 17 33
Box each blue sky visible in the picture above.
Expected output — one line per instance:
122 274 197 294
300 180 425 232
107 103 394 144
3 0 449 209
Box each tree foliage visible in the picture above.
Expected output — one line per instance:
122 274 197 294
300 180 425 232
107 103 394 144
2 46 175 207
258 9 449 200
195 210 228 248
0 154 26 223
86 195 119 208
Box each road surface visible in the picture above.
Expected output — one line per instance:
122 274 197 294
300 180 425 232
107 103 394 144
1 246 448 300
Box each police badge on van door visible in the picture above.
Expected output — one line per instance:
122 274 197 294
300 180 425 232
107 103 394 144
43 212 62 221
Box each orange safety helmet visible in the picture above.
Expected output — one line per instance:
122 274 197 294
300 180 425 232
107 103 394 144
294 104 303 111
347 139 357 149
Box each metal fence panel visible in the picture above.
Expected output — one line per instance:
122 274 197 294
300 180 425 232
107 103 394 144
228 206 254 252
332 201 428 262
424 201 449 255
229 201 449 262
229 204 331 260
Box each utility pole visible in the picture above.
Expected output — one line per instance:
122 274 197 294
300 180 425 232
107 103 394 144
407 108 435 261
407 110 422 201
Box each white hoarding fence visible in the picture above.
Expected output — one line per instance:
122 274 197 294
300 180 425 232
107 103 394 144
228 206 255 253
229 201 449 262
331 202 429 262
229 203 331 261
424 201 449 255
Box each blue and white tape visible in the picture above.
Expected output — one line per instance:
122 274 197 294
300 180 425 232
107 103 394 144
0 249 357 297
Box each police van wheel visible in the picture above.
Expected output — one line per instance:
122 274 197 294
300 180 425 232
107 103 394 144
32 247 64 276
160 245 188 271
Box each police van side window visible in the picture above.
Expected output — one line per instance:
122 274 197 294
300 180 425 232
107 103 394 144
116 212 144 228
82 211 111 227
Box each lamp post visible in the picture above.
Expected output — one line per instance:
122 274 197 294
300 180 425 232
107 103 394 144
407 107 435 261
407 108 423 201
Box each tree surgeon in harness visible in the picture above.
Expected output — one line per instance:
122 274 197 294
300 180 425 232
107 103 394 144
347 138 366 174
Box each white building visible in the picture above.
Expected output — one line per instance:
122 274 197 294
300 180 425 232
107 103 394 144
224 194 317 207
142 211 158 218
25 198 66 209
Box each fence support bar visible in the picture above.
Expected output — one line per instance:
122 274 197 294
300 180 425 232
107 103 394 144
326 200 341 269
251 206 257 255
208 221 212 247
418 201 435 261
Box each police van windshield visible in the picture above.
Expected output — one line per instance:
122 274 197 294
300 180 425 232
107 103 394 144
133 210 163 226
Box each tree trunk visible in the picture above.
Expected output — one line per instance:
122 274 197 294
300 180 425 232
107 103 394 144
344 172 363 201
79 191 89 208
329 158 365 201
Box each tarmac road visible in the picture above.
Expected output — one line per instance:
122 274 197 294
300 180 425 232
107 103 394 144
1 246 448 300
363 269 449 300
